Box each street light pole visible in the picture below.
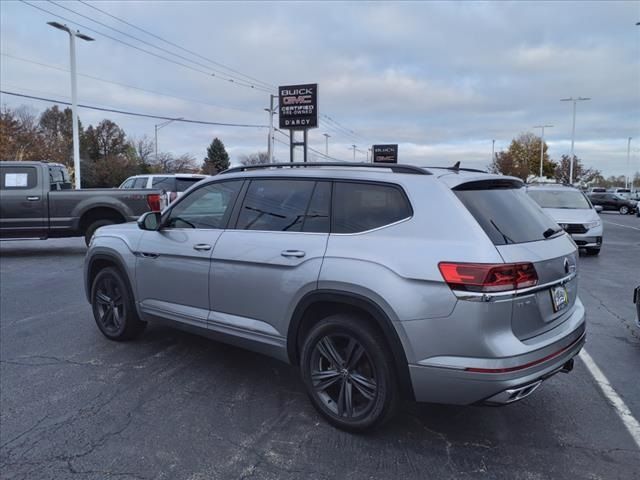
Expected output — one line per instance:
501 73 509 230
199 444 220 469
265 94 276 163
351 145 357 162
491 139 495 163
560 97 590 184
154 118 183 161
533 125 553 179
47 22 94 189
627 137 632 189
323 133 331 156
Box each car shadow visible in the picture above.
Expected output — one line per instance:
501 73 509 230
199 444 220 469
0 246 87 258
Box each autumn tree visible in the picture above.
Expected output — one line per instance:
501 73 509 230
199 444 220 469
39 105 77 167
201 137 229 174
489 132 556 181
153 152 198 173
553 155 600 185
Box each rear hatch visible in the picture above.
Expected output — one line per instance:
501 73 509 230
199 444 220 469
453 178 579 340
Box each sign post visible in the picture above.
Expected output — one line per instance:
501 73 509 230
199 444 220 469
372 144 399 164
279 83 318 162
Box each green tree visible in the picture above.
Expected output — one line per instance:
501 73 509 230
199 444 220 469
489 132 556 181
201 137 229 174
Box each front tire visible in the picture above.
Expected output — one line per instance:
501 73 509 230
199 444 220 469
619 206 629 215
91 267 146 341
300 314 398 432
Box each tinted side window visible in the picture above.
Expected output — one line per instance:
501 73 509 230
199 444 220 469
120 178 135 189
133 177 148 188
152 176 176 191
303 181 331 233
166 181 242 229
332 182 412 234
0 166 37 190
176 177 204 192
236 179 315 232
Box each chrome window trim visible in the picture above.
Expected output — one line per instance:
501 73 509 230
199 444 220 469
453 271 577 301
331 215 413 236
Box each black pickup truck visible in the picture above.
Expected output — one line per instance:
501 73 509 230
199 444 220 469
0 161 163 245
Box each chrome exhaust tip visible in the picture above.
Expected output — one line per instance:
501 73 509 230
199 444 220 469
484 380 543 405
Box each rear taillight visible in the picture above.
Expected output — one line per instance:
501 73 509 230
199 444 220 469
438 262 538 293
147 193 162 212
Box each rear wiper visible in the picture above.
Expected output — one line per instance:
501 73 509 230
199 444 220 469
543 227 563 239
489 220 515 244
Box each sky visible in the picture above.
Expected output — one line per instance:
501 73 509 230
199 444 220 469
1 0 639 176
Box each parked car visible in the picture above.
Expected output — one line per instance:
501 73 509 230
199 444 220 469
589 187 607 193
527 184 603 255
634 286 640 328
588 192 637 215
120 174 207 205
0 161 163 245
85 162 586 431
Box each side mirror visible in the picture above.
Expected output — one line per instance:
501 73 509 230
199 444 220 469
138 211 161 231
594 205 603 213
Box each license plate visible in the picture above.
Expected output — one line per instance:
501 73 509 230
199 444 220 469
550 285 569 312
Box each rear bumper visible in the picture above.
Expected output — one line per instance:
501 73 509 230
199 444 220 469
407 304 586 405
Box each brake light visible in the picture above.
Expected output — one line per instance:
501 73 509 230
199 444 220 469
147 193 162 212
438 262 538 292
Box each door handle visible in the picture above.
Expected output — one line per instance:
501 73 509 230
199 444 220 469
193 244 212 251
26 196 40 201
140 252 159 259
281 250 306 258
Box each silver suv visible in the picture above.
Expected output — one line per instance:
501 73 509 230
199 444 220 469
84 163 586 431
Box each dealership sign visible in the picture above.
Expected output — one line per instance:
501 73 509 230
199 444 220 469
279 84 318 130
372 144 399 163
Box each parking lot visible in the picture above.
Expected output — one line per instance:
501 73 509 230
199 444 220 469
1 213 638 480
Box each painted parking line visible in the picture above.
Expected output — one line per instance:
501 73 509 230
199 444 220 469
579 349 640 449
603 221 640 231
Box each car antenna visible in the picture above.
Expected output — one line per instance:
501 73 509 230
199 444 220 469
452 161 460 171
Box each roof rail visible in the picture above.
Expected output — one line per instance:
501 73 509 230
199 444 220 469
425 166 488 173
220 162 431 175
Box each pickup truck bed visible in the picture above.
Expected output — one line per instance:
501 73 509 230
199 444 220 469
0 161 162 245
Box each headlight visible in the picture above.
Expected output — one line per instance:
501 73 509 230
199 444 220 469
585 220 601 230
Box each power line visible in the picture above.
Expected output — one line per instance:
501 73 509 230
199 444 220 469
20 0 273 94
0 90 268 128
50 0 271 92
1 52 260 115
76 0 276 91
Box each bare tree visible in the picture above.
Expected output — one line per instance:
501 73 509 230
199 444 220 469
239 151 270 166
130 136 155 169
152 152 198 173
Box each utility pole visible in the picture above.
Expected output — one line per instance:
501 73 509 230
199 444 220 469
155 118 183 161
265 94 276 163
560 97 590 184
351 145 357 162
367 148 372 163
47 22 94 189
323 133 331 156
627 137 632 189
491 139 495 163
533 125 553 179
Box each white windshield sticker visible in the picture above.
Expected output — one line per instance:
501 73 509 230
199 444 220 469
4 173 28 187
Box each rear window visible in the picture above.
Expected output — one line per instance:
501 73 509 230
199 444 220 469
527 189 591 209
133 177 148 188
151 176 176 191
176 177 204 192
454 184 558 245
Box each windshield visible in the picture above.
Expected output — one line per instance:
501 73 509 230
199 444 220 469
527 190 591 209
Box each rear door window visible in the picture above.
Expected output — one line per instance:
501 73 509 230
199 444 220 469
454 182 558 245
120 178 135 189
332 182 412 234
236 179 315 232
133 177 149 189
303 181 331 233
151 176 176 192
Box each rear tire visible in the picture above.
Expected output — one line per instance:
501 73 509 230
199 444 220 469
300 314 398 432
91 267 146 341
585 248 600 256
84 219 116 246
619 206 629 215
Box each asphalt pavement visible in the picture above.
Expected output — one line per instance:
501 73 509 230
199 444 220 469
1 212 639 480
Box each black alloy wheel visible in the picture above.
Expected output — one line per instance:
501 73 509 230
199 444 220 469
301 315 397 432
91 267 145 341
310 334 378 418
